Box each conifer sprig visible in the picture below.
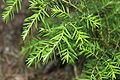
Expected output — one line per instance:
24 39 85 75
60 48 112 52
2 0 22 23
2 0 120 79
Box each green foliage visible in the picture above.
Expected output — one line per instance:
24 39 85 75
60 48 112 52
2 0 120 80
2 0 22 23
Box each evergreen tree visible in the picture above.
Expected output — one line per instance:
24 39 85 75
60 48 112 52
2 0 120 79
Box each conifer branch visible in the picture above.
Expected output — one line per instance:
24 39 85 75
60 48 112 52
2 0 22 22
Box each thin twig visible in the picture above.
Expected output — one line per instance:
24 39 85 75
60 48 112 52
73 64 79 78
62 0 83 13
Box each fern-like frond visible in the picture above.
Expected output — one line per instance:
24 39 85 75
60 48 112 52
3 0 120 79
25 26 64 66
79 42 99 58
51 5 71 18
2 0 22 22
82 15 101 31
61 49 78 64
24 23 90 66
22 0 49 40
22 12 41 40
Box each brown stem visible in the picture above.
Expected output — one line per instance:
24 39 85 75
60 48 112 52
73 64 79 78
